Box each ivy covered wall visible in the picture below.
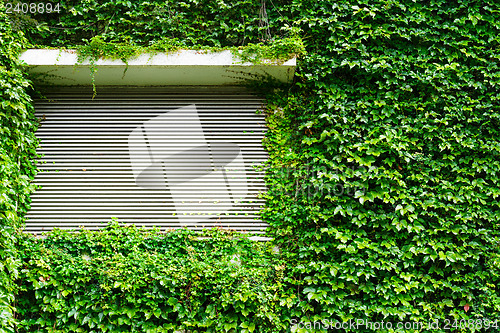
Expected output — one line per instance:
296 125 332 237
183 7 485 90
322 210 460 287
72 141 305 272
0 5 38 332
263 1 500 329
1 0 499 332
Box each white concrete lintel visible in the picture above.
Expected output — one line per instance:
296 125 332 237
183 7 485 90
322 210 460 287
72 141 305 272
20 49 296 86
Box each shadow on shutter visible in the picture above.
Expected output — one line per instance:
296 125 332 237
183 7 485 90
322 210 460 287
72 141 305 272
26 86 268 234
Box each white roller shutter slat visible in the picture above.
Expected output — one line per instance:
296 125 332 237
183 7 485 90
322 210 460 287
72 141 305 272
26 87 268 234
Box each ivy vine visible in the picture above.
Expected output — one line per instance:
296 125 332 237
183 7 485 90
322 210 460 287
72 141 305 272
0 4 39 332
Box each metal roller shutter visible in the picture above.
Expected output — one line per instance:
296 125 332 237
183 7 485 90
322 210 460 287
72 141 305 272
26 87 269 234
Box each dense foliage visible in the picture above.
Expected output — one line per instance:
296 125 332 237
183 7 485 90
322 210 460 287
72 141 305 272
262 0 500 330
2 0 500 332
17 224 285 332
0 4 38 332
23 0 291 48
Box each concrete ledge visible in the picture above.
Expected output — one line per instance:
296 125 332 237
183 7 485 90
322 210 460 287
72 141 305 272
20 49 296 86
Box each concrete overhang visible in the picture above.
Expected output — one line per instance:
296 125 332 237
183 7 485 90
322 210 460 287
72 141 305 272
19 49 296 86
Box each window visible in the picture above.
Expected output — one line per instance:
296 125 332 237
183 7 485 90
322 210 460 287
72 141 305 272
27 87 269 234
